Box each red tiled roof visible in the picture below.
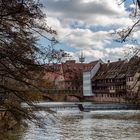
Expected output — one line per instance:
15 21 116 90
62 60 99 81
92 60 128 80
44 60 99 81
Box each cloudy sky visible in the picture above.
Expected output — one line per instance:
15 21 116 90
40 0 140 62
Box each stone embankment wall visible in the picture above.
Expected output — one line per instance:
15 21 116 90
84 95 125 103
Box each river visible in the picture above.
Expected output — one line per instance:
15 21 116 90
5 109 140 140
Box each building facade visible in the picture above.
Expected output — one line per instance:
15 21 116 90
44 59 100 92
44 56 140 102
92 59 127 102
92 56 140 102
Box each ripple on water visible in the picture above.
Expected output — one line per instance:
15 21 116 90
19 110 140 140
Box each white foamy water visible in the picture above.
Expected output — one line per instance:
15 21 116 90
18 110 140 140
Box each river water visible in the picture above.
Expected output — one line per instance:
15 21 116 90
7 110 140 140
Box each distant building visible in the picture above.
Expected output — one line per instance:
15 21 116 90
44 59 101 92
79 51 85 63
126 56 140 100
92 56 140 102
83 59 103 96
44 56 140 102
92 59 128 102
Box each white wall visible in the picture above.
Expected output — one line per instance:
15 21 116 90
83 72 92 96
83 60 102 96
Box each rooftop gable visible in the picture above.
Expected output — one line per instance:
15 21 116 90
92 60 128 80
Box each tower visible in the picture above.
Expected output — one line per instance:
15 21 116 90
79 51 85 63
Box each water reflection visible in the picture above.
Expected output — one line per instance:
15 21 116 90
3 110 140 140
57 111 140 140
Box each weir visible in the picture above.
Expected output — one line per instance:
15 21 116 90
36 102 81 111
22 102 140 112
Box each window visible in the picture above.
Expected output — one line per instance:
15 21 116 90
110 86 114 90
127 78 130 82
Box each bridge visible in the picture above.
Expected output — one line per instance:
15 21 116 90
42 89 83 101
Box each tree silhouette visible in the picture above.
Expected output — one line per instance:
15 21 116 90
114 0 140 42
0 0 57 129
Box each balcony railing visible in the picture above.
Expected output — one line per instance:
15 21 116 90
93 89 126 94
93 89 109 93
92 81 126 86
43 89 82 94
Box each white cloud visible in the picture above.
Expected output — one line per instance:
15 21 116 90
45 17 112 50
40 0 139 62
122 44 140 58
65 29 112 50
132 30 140 39
43 0 131 26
